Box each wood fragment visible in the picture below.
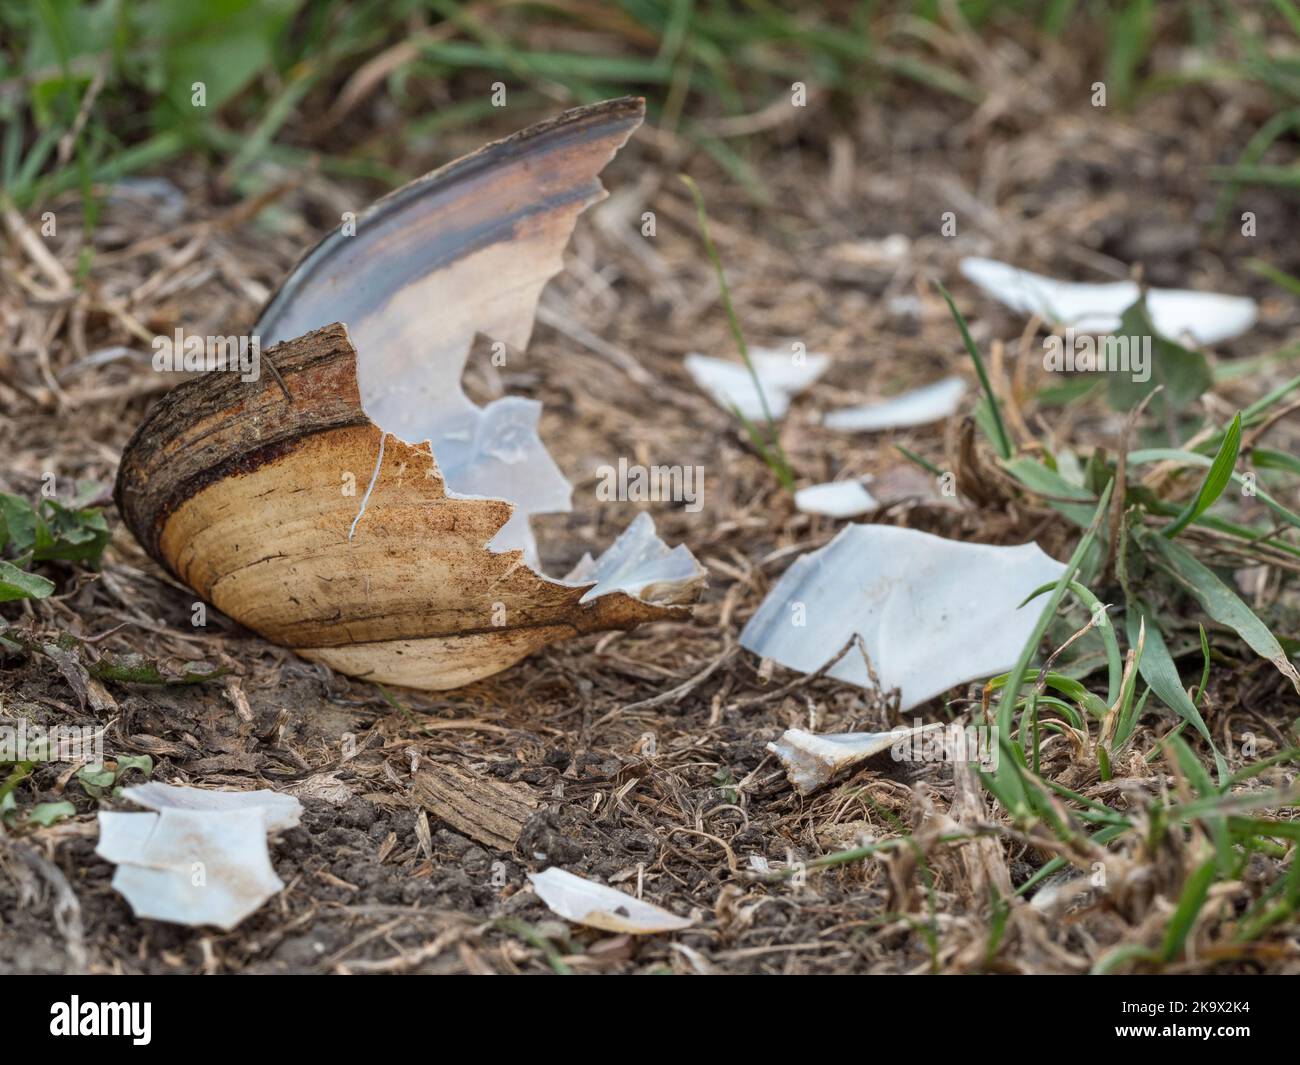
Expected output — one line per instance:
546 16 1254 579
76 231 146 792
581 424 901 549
413 764 537 851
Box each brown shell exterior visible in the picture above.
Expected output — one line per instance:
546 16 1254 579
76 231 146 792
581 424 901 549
115 323 688 689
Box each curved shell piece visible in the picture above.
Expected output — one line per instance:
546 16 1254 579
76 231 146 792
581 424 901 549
115 99 706 690
116 324 700 689
259 96 649 564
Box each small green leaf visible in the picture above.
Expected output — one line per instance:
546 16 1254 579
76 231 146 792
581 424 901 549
27 801 76 827
113 754 154 781
76 764 116 800
0 560 55 602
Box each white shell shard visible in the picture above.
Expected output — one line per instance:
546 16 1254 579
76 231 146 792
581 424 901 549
740 525 1067 710
768 724 943 795
566 512 708 604
250 99 702 608
120 782 303 833
823 376 966 433
256 108 645 577
95 809 284 931
685 348 831 421
451 396 574 565
95 809 162 865
959 257 1257 346
794 480 879 518
528 867 694 934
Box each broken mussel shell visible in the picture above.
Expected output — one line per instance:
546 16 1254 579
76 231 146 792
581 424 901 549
115 98 706 690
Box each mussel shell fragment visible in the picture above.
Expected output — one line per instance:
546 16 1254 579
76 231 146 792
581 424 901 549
115 99 705 689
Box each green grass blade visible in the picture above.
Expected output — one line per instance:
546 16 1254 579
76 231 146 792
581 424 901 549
1128 447 1300 531
681 174 794 491
1160 855 1218 962
1124 597 1227 782
1162 412 1241 538
934 280 1013 460
995 481 1114 750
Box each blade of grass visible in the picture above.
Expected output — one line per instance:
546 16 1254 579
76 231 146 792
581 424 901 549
1021 579 1123 705
1160 854 1218 962
994 482 1114 768
934 279 1012 459
681 174 793 490
1124 597 1228 783
1162 411 1241 537
1245 257 1300 298
894 443 944 477
1129 447 1300 531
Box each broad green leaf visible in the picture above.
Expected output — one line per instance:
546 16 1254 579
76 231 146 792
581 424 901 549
1163 411 1241 537
1002 457 1098 526
114 754 154 780
1148 534 1300 693
1106 298 1212 416
149 0 303 113
1125 598 1224 784
0 493 37 556
34 499 110 564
